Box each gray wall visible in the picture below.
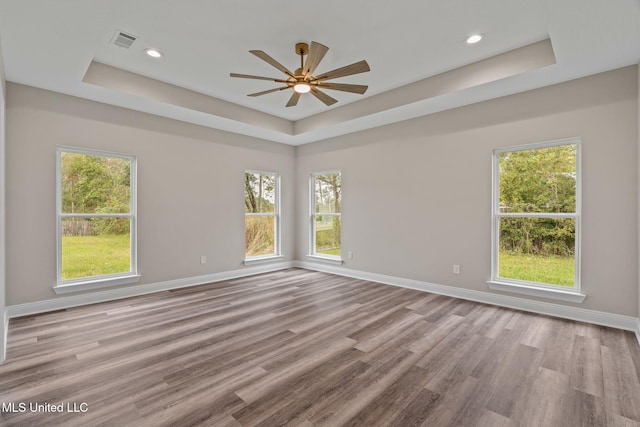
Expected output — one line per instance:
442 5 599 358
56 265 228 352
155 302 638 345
3 66 639 321
296 66 639 317
5 84 296 305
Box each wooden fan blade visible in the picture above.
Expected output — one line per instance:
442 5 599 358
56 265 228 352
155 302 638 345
285 91 301 107
248 86 291 97
310 87 338 106
303 41 329 78
314 60 370 81
316 82 368 94
250 50 295 78
230 73 288 83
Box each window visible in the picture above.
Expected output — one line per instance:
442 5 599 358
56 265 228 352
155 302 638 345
245 171 280 260
490 139 583 302
311 171 341 259
56 147 138 291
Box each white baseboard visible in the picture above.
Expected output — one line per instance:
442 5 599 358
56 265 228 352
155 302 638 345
3 260 639 350
6 262 295 319
295 261 639 333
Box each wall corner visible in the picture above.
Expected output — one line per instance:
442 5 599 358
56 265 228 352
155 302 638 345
0 34 6 363
637 62 640 343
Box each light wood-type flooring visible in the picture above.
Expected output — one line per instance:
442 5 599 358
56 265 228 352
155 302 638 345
1 268 639 426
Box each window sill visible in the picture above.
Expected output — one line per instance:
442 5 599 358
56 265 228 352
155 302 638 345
487 280 586 303
307 254 344 266
54 274 141 295
243 255 283 266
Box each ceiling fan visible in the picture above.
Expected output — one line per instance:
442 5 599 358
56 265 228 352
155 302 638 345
230 41 370 107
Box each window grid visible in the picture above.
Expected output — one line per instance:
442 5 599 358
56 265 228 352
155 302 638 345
491 139 581 291
56 146 137 284
310 171 342 258
244 171 280 259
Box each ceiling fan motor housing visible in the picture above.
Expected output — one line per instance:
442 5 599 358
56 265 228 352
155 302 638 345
230 41 369 107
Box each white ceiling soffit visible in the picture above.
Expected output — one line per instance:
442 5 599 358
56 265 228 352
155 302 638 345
83 39 555 144
0 0 639 145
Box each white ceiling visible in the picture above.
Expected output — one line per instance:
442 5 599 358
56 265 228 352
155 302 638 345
0 0 639 145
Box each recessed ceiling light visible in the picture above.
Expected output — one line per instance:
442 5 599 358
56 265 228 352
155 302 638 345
145 48 163 58
466 34 483 44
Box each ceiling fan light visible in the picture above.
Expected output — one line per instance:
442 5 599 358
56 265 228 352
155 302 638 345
294 82 311 93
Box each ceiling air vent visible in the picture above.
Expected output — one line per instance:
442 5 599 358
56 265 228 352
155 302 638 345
112 31 137 48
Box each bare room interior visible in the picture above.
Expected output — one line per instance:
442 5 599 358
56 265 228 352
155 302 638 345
0 1 639 426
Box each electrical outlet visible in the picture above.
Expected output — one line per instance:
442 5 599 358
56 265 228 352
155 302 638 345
453 264 460 274
347 251 353 259
200 256 207 264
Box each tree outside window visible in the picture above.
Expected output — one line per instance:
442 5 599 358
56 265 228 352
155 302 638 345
58 148 136 282
312 172 341 257
493 141 580 289
245 171 279 258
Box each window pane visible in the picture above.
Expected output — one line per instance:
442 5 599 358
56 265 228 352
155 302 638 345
315 215 341 256
61 152 131 214
245 215 275 257
499 144 576 213
245 173 276 213
61 217 131 280
315 173 341 213
498 217 575 287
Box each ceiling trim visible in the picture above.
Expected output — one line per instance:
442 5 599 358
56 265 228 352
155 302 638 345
82 40 555 145
294 39 555 135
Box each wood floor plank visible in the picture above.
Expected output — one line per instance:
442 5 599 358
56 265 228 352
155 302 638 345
570 334 604 396
232 348 365 426
421 330 495 395
1 267 639 426
234 336 357 404
407 313 467 354
388 387 442 426
515 367 570 427
308 350 425 426
540 319 578 375
625 332 640 380
339 365 432 426
358 318 432 366
607 415 640 427
567 388 607 427
476 409 519 427
484 343 544 418
431 376 489 426
601 344 640 422
352 312 424 353
252 357 373 425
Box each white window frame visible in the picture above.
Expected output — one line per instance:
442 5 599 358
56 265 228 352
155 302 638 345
244 170 282 264
309 170 343 264
54 146 139 294
488 138 584 303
